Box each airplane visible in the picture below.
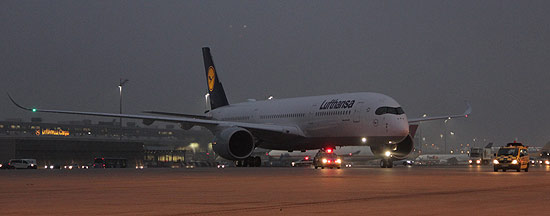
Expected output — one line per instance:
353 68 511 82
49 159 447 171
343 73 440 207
8 47 471 168
415 153 470 165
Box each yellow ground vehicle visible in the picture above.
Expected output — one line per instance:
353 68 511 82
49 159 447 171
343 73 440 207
493 143 529 172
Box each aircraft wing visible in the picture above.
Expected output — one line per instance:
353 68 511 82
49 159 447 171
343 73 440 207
142 110 212 119
408 102 471 123
8 94 306 140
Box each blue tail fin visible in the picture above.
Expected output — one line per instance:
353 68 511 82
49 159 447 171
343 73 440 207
202 47 229 110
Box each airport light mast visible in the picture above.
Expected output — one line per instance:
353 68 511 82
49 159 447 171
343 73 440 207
119 79 129 140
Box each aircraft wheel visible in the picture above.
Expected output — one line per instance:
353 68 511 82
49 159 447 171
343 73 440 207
321 166 325 169
525 166 529 172
387 160 394 168
253 156 261 167
380 160 387 168
517 168 521 172
494 168 498 172
337 167 341 169
314 166 318 169
503 169 507 172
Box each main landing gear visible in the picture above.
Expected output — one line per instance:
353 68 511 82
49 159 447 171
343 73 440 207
235 156 262 167
380 159 393 168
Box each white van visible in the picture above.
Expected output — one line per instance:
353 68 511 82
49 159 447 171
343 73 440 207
8 159 37 169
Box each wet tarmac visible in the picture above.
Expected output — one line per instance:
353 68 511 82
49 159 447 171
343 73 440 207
2 166 550 215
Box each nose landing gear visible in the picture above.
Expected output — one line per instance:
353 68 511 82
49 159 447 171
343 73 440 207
380 158 393 168
235 156 262 167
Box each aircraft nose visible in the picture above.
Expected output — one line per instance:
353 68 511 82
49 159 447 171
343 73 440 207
395 117 409 137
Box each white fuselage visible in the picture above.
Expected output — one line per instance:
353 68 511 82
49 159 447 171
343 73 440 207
209 92 410 150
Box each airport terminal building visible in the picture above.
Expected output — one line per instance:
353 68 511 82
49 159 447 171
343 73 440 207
0 118 214 167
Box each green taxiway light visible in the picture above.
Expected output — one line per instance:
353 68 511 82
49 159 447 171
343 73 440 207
32 108 37 112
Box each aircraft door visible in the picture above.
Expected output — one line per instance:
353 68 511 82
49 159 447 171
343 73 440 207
353 102 364 123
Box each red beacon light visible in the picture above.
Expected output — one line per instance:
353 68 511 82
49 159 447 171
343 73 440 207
326 148 333 153
304 156 309 161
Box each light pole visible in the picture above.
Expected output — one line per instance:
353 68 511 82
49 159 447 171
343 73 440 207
119 79 129 140
444 119 448 154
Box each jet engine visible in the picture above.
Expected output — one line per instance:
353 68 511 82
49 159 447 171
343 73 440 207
212 127 255 160
370 135 414 160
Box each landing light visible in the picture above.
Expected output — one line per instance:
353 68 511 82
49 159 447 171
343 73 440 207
545 161 550 165
493 160 499 164
322 158 327 164
385 151 391 157
511 160 518 165
335 159 342 164
361 137 367 143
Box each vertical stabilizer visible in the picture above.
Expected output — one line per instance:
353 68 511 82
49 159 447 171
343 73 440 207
202 47 229 110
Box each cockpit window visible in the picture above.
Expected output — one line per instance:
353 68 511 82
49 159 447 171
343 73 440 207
375 107 405 115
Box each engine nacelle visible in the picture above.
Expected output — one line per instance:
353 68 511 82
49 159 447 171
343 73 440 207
370 135 414 160
212 127 255 160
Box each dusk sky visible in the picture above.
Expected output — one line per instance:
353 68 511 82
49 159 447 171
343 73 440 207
1 1 549 147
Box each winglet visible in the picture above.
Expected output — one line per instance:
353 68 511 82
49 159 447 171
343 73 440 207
7 93 32 111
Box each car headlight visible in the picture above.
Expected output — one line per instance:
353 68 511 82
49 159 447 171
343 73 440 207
493 160 499 164
322 158 327 164
512 160 518 164
335 159 342 164
476 160 481 164
49 165 54 169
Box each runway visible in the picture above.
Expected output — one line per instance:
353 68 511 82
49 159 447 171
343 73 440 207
2 166 550 215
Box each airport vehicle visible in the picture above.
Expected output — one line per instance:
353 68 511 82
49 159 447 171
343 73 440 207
541 151 550 166
469 143 494 165
8 47 471 168
493 143 529 172
0 161 11 169
45 164 61 169
93 157 127 168
291 156 313 167
63 164 80 169
8 159 37 169
313 149 342 169
184 162 195 169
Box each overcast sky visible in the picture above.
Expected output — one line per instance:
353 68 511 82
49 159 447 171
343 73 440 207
1 1 549 148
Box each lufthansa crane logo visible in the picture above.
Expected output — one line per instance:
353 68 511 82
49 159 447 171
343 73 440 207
208 66 215 92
